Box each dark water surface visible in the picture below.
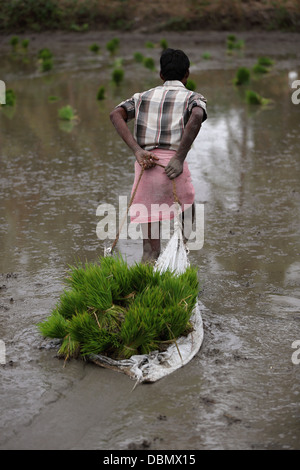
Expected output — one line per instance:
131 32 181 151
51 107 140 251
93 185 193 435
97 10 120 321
0 31 299 450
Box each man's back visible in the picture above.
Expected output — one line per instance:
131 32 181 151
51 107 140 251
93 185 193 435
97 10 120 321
118 80 207 151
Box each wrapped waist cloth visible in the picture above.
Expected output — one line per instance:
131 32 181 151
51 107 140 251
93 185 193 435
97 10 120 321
129 149 195 224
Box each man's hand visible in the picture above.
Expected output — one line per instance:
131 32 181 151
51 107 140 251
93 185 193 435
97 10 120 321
135 149 159 169
165 156 183 179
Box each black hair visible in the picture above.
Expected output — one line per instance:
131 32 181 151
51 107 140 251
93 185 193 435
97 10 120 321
160 48 190 81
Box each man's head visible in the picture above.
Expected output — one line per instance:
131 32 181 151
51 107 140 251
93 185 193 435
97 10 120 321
160 48 190 83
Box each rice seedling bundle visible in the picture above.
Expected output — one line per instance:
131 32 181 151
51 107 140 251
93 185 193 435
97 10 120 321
58 105 77 121
38 256 199 362
186 79 196 91
97 86 105 100
133 52 144 63
4 89 16 107
89 43 100 53
143 57 155 71
233 67 250 86
245 90 270 106
111 67 124 85
106 37 120 55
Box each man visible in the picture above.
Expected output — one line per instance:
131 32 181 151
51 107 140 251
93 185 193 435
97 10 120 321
110 48 207 262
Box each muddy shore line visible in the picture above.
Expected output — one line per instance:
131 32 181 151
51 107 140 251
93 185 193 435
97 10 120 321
0 0 299 33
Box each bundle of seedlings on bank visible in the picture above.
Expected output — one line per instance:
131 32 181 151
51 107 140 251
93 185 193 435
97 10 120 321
38 256 199 362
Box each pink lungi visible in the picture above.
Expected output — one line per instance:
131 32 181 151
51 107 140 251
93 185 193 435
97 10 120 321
129 149 195 224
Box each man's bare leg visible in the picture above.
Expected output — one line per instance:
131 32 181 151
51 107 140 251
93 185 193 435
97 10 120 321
141 221 160 263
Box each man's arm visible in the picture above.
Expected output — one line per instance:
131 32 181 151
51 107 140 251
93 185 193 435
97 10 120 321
165 106 204 180
110 107 158 169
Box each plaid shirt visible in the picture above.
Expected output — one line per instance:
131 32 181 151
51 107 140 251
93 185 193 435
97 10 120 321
116 80 207 151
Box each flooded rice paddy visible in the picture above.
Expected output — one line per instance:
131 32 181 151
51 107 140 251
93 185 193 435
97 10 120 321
0 30 299 450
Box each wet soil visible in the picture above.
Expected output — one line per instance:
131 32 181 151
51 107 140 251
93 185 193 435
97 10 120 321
0 30 299 450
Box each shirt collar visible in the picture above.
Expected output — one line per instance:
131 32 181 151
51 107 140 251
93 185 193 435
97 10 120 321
163 80 185 88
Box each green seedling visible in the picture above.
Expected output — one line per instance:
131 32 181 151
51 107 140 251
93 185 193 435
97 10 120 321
257 56 274 67
58 105 78 121
233 67 250 85
112 67 124 85
253 63 269 74
10 36 19 49
97 86 105 100
41 58 53 72
245 90 271 106
106 37 120 55
160 38 168 50
89 43 100 53
145 41 155 48
186 79 196 91
48 95 60 102
253 56 274 75
143 57 155 71
4 89 16 106
38 48 53 60
38 256 199 361
133 52 144 63
21 39 29 50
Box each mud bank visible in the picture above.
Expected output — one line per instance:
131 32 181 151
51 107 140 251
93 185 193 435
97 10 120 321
0 0 299 33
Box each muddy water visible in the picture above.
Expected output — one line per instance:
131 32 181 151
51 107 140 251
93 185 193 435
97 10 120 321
0 31 299 450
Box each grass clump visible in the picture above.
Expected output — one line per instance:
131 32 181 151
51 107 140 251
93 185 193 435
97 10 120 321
257 56 274 67
106 37 120 55
186 79 196 91
112 67 124 85
9 35 19 49
21 38 29 50
41 58 53 72
4 89 16 106
97 86 105 100
253 56 274 75
143 57 155 71
133 51 144 63
226 35 245 53
89 43 100 53
245 90 271 106
145 41 155 49
38 256 199 362
58 105 77 121
160 38 168 50
38 48 53 60
48 95 60 102
233 67 250 86
38 48 54 72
